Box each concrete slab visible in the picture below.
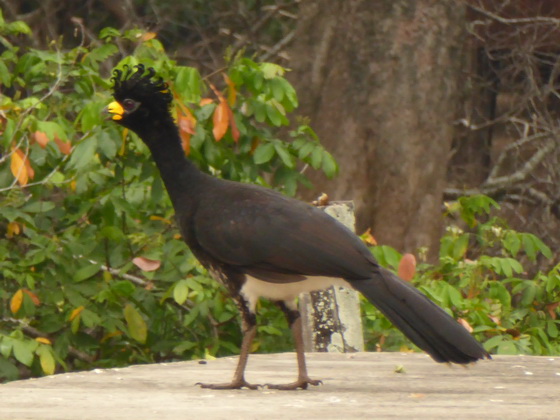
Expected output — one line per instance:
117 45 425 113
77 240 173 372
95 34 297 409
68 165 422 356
1 352 559 419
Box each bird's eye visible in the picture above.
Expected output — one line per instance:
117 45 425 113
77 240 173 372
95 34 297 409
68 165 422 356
122 99 137 111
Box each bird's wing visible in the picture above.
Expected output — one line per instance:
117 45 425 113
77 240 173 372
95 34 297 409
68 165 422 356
192 185 375 282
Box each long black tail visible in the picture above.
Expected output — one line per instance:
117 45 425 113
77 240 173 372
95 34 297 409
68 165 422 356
350 268 490 364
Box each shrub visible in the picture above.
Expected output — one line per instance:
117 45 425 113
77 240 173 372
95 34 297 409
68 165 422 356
0 18 336 382
363 195 559 356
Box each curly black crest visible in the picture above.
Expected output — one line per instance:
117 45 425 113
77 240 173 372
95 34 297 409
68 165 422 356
111 64 173 109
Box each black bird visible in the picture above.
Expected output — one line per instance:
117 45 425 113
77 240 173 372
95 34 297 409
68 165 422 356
107 65 490 390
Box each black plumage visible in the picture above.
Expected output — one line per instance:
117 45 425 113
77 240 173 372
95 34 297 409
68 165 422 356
107 65 490 390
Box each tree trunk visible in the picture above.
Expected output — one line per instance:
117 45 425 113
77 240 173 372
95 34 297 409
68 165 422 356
288 0 466 260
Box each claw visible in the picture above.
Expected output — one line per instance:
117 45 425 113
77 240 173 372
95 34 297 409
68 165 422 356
196 380 261 390
265 378 323 391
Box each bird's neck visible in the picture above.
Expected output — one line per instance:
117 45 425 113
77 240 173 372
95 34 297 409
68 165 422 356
137 121 207 213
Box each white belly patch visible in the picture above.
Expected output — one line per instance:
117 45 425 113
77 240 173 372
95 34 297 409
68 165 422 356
240 275 352 311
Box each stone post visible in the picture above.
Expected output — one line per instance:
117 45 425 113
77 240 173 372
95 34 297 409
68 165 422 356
299 201 365 352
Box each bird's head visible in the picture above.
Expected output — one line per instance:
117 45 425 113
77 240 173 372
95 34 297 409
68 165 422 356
108 64 173 131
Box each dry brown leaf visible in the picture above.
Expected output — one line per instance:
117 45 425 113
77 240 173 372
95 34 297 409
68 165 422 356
141 32 157 41
458 317 473 333
132 256 161 272
398 253 417 282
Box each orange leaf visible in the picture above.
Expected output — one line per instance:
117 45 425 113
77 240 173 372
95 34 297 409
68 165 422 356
208 82 232 140
208 82 226 102
177 106 197 155
361 228 377 246
178 110 196 135
6 221 21 238
179 127 191 155
23 289 40 306
33 131 49 148
35 337 52 345
132 257 161 272
10 148 29 186
226 102 240 142
149 215 172 224
546 302 559 319
69 306 84 321
398 253 416 282
10 289 23 314
54 134 72 155
212 100 230 141
457 318 473 333
119 128 129 156
141 32 157 41
250 137 260 154
101 330 123 343
222 73 237 106
199 98 214 106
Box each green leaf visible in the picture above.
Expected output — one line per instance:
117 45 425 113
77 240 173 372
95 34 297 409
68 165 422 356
73 264 101 282
310 146 323 169
547 321 558 338
274 144 294 168
0 337 14 358
297 142 315 160
111 280 135 297
497 340 518 355
67 137 98 171
483 335 503 352
321 150 338 178
124 304 147 344
253 142 275 164
266 102 283 126
13 339 37 367
87 43 118 64
175 66 202 103
36 345 56 375
99 27 121 40
260 62 285 79
452 234 470 260
173 280 189 305
270 77 285 102
504 231 521 257
21 201 56 213
0 59 11 87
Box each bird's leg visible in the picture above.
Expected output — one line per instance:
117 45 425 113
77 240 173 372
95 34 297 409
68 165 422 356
265 302 322 391
197 300 260 390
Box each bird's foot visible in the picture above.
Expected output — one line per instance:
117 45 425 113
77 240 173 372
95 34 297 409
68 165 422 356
265 377 322 391
196 379 261 390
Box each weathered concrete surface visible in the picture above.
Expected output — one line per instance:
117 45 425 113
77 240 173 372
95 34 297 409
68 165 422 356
1 352 559 420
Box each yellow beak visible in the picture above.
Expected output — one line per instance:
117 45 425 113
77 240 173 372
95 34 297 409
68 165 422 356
107 101 124 121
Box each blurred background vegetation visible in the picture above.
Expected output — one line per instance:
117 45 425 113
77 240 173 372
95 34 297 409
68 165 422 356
1 0 560 382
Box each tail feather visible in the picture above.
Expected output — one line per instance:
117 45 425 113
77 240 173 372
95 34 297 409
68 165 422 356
351 268 490 364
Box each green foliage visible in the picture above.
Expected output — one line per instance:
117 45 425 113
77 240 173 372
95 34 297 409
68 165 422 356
0 20 332 382
363 195 559 356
